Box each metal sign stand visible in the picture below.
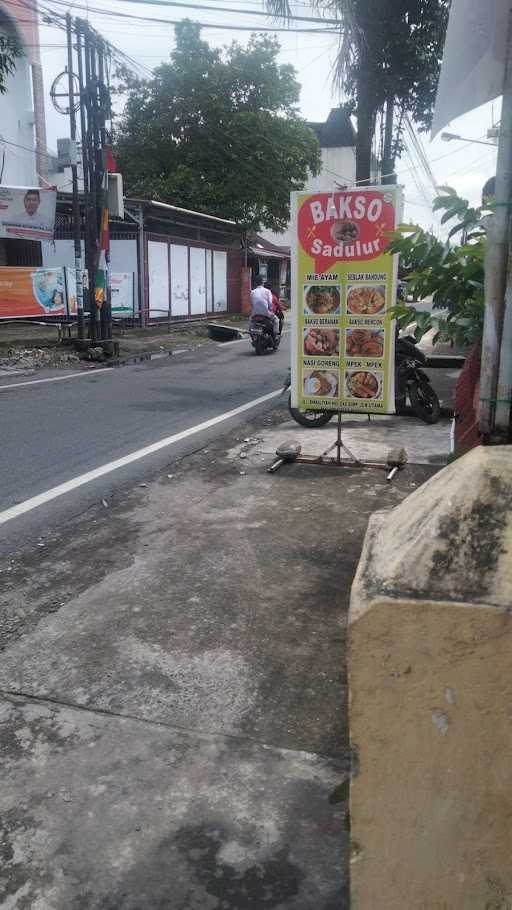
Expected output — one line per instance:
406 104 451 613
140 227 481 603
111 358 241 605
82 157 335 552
268 411 407 482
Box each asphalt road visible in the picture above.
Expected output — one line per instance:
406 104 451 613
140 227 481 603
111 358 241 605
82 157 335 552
0 335 291 554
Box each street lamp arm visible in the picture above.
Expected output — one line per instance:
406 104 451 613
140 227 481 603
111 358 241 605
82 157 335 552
440 131 498 147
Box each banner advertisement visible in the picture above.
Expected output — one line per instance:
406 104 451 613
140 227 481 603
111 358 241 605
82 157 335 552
109 272 134 315
291 187 402 414
0 267 67 318
66 271 134 316
0 186 57 242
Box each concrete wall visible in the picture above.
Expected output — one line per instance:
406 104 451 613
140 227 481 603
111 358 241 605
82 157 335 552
42 238 140 312
260 146 356 248
0 22 37 186
349 445 512 910
0 0 45 186
307 146 356 193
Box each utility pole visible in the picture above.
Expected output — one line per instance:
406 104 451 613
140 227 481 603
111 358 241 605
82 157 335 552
75 21 91 335
55 16 113 349
66 13 85 342
97 40 113 344
85 21 101 343
480 11 512 438
381 94 397 185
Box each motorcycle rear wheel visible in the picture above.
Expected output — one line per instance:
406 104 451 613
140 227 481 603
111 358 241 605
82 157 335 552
288 393 334 428
409 381 441 424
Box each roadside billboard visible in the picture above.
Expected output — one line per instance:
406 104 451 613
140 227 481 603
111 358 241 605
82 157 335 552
291 187 402 414
66 270 134 316
0 267 67 318
109 272 134 315
0 186 57 242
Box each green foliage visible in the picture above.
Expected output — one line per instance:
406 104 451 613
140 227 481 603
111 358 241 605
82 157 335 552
265 0 449 180
115 21 321 230
332 0 450 130
0 33 22 94
389 190 487 350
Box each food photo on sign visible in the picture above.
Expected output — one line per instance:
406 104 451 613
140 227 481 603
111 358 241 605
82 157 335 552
303 327 340 356
345 328 384 357
291 187 402 415
303 369 339 398
303 285 341 315
346 284 386 315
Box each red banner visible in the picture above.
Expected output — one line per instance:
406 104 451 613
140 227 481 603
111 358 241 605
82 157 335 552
297 190 396 273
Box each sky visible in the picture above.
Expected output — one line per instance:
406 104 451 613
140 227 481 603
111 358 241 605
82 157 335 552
36 0 499 236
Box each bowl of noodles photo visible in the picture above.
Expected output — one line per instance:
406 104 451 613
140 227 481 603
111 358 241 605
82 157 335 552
304 285 341 316
346 285 386 315
303 369 339 398
345 370 383 400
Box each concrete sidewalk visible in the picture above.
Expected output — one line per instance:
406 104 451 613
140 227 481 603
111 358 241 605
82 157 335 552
0 405 446 909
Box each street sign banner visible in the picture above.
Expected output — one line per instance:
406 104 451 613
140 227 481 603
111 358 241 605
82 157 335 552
109 272 134 315
0 267 67 318
66 270 134 317
0 186 57 242
291 187 402 414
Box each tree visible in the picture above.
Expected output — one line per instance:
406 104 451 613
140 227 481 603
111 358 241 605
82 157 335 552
265 0 449 184
0 33 21 94
389 190 486 350
115 21 321 230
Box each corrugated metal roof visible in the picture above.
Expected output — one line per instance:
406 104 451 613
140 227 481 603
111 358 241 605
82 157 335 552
126 198 237 227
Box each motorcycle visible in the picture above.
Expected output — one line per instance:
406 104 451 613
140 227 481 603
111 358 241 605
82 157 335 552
285 333 441 427
395 334 440 424
249 315 281 355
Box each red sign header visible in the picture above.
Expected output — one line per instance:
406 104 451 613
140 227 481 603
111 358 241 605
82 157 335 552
298 190 396 273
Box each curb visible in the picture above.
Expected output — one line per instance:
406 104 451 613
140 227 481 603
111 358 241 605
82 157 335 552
109 349 175 368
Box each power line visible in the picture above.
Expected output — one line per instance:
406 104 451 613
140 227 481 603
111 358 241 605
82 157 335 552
89 0 342 26
0 135 58 162
1 0 153 76
26 0 340 33
404 116 438 194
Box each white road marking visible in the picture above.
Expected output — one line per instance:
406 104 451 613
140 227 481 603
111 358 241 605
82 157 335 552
0 368 111 391
0 388 283 526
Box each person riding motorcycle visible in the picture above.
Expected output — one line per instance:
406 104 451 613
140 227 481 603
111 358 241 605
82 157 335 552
266 284 284 336
250 276 280 338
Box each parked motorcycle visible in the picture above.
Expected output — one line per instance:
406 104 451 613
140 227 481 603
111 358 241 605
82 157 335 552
285 333 441 427
249 315 281 355
395 334 441 424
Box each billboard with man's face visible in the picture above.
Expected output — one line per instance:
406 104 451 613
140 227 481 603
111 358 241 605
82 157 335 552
0 186 57 242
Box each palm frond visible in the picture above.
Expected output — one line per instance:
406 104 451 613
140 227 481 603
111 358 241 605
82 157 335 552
264 0 356 98
263 0 294 19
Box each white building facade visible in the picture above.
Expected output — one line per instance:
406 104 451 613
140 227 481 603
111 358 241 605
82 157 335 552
261 107 356 248
0 0 47 188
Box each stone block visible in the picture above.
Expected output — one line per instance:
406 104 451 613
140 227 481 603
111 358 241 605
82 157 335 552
349 445 512 909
